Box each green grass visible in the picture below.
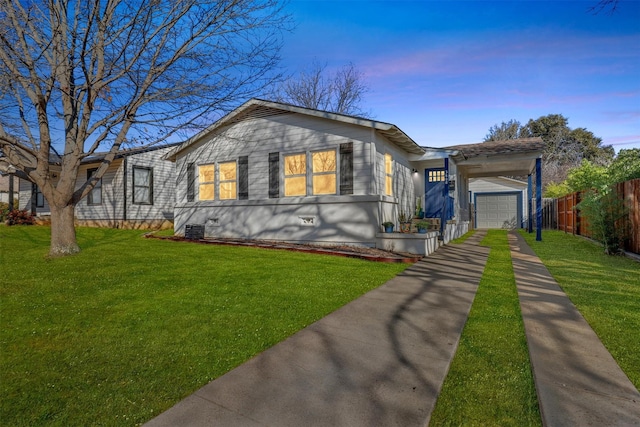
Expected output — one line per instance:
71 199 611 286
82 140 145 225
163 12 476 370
0 226 408 426
430 230 540 426
450 229 476 244
520 229 640 388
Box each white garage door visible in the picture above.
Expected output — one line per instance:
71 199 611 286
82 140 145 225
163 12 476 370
476 193 519 229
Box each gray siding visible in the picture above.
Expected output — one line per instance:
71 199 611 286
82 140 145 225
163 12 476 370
173 111 419 245
124 147 176 221
16 145 176 225
175 113 374 204
75 161 122 220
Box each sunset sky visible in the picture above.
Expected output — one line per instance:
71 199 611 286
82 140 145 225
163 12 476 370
279 0 640 152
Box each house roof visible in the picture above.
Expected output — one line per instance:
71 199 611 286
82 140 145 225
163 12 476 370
80 142 181 165
446 138 545 178
445 138 546 158
165 98 426 161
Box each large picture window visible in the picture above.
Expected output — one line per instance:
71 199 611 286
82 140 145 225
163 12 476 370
133 166 153 205
284 153 306 197
87 168 102 205
198 164 215 201
218 161 237 200
312 150 336 195
385 153 393 196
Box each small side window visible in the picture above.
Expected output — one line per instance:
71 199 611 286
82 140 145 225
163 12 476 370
384 154 393 196
87 168 102 205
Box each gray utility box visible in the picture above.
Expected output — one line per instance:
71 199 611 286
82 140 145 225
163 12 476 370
185 224 205 240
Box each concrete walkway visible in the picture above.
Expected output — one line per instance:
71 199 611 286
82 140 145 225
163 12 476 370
145 230 640 426
509 231 640 426
145 231 490 427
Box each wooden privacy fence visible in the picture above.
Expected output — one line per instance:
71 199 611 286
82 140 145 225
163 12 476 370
553 178 640 255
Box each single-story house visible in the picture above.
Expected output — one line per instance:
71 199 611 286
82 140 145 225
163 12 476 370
18 143 178 229
469 177 529 229
166 99 545 253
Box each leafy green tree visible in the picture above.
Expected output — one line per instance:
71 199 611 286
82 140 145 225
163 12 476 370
607 148 640 185
566 160 609 192
544 182 571 198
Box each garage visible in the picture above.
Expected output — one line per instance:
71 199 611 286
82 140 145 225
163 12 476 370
475 192 521 229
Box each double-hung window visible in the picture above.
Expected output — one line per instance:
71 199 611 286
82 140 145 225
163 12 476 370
198 164 215 201
384 153 393 196
312 150 337 195
87 168 102 205
133 166 153 205
218 161 237 200
284 153 306 197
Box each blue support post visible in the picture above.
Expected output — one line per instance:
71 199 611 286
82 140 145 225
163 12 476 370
527 174 533 233
536 157 542 241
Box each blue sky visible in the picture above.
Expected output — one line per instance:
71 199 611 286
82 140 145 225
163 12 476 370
279 0 640 152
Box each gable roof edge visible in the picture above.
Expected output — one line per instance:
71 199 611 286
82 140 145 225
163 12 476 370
165 98 425 161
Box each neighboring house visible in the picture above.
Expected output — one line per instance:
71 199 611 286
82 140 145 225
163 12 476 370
469 177 529 229
18 144 178 229
166 99 545 252
0 173 19 204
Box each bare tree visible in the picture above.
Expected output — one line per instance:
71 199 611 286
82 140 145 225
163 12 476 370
589 0 620 14
273 60 371 117
0 0 289 256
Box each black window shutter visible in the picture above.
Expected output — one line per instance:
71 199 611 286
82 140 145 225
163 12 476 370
269 152 279 198
187 162 195 202
339 142 354 195
238 156 249 200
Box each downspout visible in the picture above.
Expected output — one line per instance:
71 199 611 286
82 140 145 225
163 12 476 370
123 156 128 225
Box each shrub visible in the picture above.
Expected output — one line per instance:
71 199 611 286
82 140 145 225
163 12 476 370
6 209 35 226
0 202 9 222
578 188 629 255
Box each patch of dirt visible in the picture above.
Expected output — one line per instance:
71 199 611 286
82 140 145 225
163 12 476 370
146 233 421 262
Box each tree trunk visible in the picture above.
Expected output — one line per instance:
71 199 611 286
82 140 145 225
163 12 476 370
49 204 80 256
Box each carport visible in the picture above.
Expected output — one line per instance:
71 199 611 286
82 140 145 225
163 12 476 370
448 138 546 240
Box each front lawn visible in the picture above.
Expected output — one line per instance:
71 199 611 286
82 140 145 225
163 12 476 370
0 226 408 426
520 229 640 388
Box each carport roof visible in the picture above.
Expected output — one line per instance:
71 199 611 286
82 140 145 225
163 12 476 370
446 137 545 178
